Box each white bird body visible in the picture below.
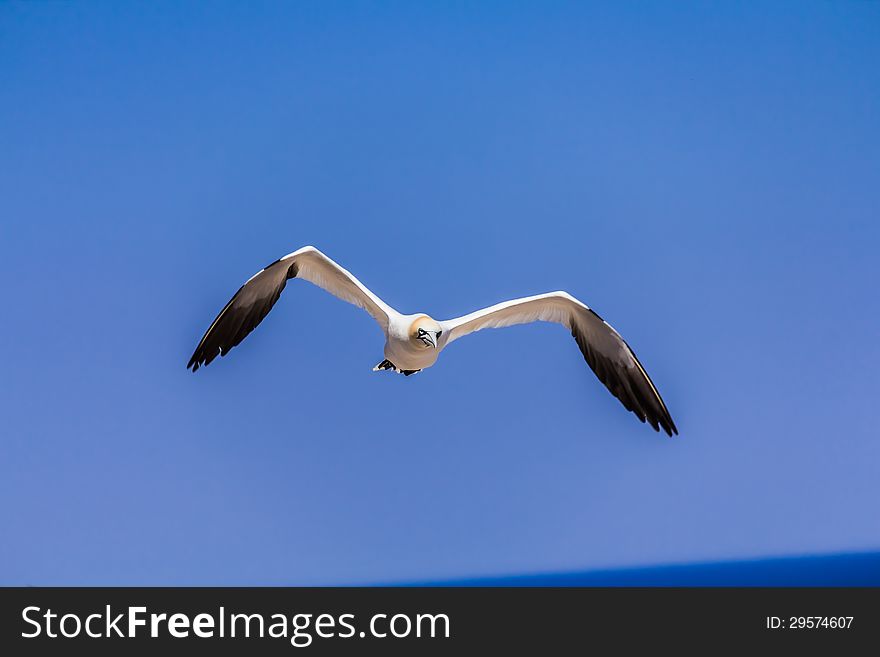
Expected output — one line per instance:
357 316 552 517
189 246 678 435
383 314 442 372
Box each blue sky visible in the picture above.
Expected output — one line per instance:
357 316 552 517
1 2 878 585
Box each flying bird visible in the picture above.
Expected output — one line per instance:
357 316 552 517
188 246 678 436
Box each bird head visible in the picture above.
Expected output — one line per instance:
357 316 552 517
410 316 442 349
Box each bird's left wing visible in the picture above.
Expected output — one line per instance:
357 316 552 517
187 246 394 371
440 292 678 436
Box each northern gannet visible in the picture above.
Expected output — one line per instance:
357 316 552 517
188 246 678 436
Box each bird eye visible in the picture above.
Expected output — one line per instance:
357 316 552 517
436 330 442 337
418 328 426 335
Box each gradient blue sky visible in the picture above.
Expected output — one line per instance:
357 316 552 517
1 2 878 585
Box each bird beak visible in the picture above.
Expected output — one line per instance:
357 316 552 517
426 332 438 349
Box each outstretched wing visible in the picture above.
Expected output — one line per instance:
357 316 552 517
440 292 678 436
187 246 394 371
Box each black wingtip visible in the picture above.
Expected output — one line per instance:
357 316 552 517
570 317 679 439
658 415 678 437
187 345 221 372
186 258 295 377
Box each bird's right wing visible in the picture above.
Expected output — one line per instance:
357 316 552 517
440 292 677 436
187 246 394 371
